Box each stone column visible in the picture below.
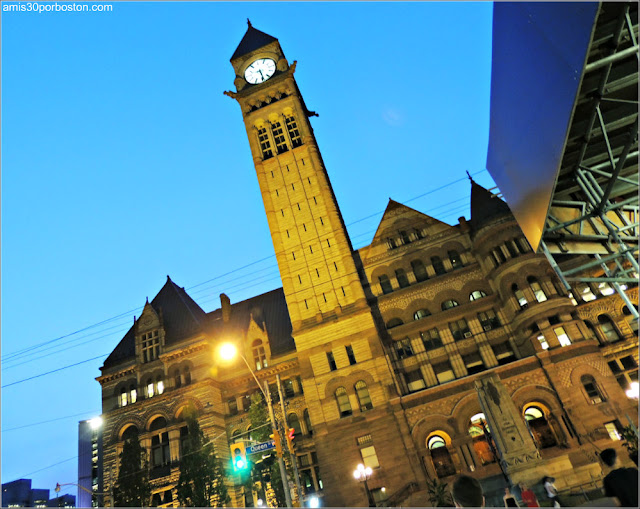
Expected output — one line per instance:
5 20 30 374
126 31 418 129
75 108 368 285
474 373 542 482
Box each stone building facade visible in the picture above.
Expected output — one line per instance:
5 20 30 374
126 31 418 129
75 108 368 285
96 24 638 507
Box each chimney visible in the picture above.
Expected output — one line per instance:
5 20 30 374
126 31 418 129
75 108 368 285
458 216 469 233
220 293 231 322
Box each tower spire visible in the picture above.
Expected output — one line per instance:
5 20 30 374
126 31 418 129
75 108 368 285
247 18 252 28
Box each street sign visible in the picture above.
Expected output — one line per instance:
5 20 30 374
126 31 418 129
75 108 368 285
247 440 275 455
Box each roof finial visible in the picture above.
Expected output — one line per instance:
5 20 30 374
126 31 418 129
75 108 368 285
247 18 252 28
466 170 475 183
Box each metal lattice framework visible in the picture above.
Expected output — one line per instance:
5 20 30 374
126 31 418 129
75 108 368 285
540 2 639 318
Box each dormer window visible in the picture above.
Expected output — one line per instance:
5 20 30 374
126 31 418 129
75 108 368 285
253 339 267 370
141 330 160 363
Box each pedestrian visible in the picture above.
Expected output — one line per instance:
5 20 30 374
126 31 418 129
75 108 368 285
542 476 560 507
503 487 519 507
519 483 539 507
451 474 485 507
600 447 639 507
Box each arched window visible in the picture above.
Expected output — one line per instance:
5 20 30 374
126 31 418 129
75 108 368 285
441 299 459 311
598 315 621 343
149 417 170 469
386 318 404 329
596 282 615 296
468 413 495 465
183 366 191 385
527 277 547 302
287 413 303 437
355 380 373 411
379 274 393 294
523 405 557 449
120 387 128 407
121 425 139 442
335 387 352 418
174 369 182 389
146 378 155 398
469 290 487 301
156 376 164 395
448 250 463 269
411 260 429 282
431 256 446 275
303 409 313 436
581 375 604 404
413 308 431 320
427 434 456 478
512 284 528 309
395 269 410 288
252 339 267 370
130 384 137 404
575 282 596 302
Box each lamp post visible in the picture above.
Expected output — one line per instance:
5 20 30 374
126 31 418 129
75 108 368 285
353 463 375 507
218 342 293 508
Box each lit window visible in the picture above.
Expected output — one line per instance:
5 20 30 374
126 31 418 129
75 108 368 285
554 326 572 347
428 435 447 449
528 277 547 302
252 339 267 370
434 361 455 384
405 369 426 393
524 406 544 421
576 283 597 302
512 284 528 309
147 379 154 398
597 282 615 296
335 387 352 417
448 250 463 269
360 445 380 469
449 319 471 340
355 380 373 411
604 421 623 441
120 388 128 407
130 385 137 404
414 308 431 320
581 375 604 404
284 115 302 148
395 338 414 359
156 377 164 395
537 334 549 350
441 299 459 311
469 290 487 301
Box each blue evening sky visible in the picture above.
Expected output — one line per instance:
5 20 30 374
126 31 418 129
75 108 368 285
1 1 495 497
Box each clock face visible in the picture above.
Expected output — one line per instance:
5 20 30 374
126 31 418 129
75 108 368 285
244 58 276 84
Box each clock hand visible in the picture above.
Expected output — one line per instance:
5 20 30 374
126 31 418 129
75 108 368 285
258 69 264 80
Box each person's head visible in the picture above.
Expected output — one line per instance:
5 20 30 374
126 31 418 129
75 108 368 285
519 483 528 491
543 476 555 484
600 448 618 467
505 487 511 495
451 474 484 507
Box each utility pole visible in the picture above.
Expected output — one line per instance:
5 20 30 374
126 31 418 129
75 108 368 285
264 380 292 508
277 373 304 506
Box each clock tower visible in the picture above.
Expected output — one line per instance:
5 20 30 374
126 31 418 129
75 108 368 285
225 22 425 506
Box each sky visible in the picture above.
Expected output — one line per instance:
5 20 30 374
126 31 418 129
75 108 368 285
1 0 495 500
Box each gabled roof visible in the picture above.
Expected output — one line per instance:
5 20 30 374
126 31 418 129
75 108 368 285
101 276 207 370
231 21 278 61
469 180 513 232
371 199 452 243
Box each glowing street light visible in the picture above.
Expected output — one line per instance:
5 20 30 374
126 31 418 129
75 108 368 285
626 381 639 400
353 464 375 507
88 416 102 430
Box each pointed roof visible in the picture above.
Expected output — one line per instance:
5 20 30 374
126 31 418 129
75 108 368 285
371 199 452 242
101 276 207 370
231 20 278 61
469 179 512 231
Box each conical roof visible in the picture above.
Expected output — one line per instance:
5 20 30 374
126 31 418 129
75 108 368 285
470 180 512 231
231 21 278 61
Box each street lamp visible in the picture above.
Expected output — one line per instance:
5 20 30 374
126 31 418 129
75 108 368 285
353 463 375 507
217 341 293 508
626 381 639 400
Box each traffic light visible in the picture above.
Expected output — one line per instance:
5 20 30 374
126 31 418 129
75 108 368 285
286 427 295 453
269 429 283 457
230 442 248 471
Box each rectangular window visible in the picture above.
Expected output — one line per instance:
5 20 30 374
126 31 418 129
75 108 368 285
283 379 295 398
257 126 273 159
537 334 549 350
478 309 500 330
346 345 357 365
405 369 426 393
449 319 471 340
493 342 516 365
327 352 337 371
298 454 311 467
357 434 373 446
228 397 238 416
285 115 302 147
434 361 455 384
620 356 638 369
271 121 288 154
554 326 572 347
421 328 443 351
604 421 623 441
395 338 414 360
360 445 380 469
463 352 485 375
141 330 160 363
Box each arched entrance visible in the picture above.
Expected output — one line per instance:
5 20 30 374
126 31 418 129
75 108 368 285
427 433 456 478
468 413 496 465
523 404 557 448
